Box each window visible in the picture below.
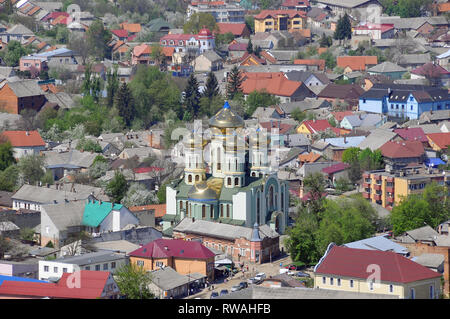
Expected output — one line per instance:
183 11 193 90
330 278 334 285
111 262 116 269
95 265 100 271
389 285 393 293
137 260 144 267
54 267 58 273
155 261 163 268
103 263 108 270
337 278 341 286
44 266 49 272
226 204 230 218
322 277 326 284
350 280 354 288
430 285 434 299
369 280 374 291
411 105 413 110
63 268 67 273
85 266 90 270
410 288 415 299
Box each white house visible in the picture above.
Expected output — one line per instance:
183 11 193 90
1 130 46 159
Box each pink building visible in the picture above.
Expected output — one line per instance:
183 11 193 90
19 56 47 73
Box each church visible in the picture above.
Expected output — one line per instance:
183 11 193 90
164 101 289 234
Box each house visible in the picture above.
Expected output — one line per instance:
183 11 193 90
297 119 343 139
396 226 440 245
0 270 120 299
251 107 282 121
419 110 450 124
298 152 324 165
38 251 127 281
118 146 163 162
187 1 245 23
426 132 450 151
192 50 223 72
238 52 268 66
131 44 174 67
284 70 331 88
398 54 432 70
111 29 129 42
344 235 410 256
227 42 248 59
160 28 215 55
313 244 441 299
0 24 34 44
353 23 395 40
340 114 386 130
410 63 450 87
259 120 297 147
172 218 280 265
357 128 400 151
129 238 215 281
129 204 166 227
281 0 310 10
358 83 450 120
293 59 325 71
379 140 425 171
393 127 428 146
240 72 315 103
90 226 162 247
254 10 307 33
278 98 331 117
321 135 367 161
321 162 350 185
43 149 98 180
81 199 139 235
0 80 46 114
337 56 378 73
317 83 366 108
216 23 250 38
146 18 173 35
260 273 305 288
412 254 445 274
367 62 407 80
1 130 45 159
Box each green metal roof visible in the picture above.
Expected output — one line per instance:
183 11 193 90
82 200 123 228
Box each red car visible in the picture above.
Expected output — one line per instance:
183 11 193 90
284 265 300 270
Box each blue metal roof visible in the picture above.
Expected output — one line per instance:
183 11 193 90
343 235 409 255
324 136 366 148
425 157 446 167
0 275 48 286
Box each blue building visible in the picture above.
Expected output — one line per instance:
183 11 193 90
359 84 450 120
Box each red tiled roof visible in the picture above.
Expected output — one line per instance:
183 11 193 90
120 23 141 34
354 23 394 34
331 111 353 122
438 2 450 13
427 132 450 150
259 121 295 135
240 52 266 65
294 59 325 70
0 271 111 299
281 0 310 7
42 11 69 22
133 166 164 174
393 128 428 143
321 162 350 174
302 119 332 133
315 245 442 284
411 62 450 76
337 56 378 71
380 140 425 158
111 29 128 38
228 42 248 51
298 152 321 163
129 239 215 259
216 23 247 36
129 204 166 218
241 72 303 97
255 9 306 20
260 50 278 64
2 131 45 147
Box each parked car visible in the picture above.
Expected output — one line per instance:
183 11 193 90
295 272 310 278
231 285 242 292
210 292 219 299
254 272 266 281
220 289 229 296
285 264 303 270
247 277 260 284
239 281 248 289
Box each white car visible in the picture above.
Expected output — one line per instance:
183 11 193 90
254 273 266 281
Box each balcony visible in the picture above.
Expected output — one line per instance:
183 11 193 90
362 182 371 188
373 194 382 201
373 184 382 191
362 192 370 199
386 186 394 193
387 196 394 203
373 175 381 181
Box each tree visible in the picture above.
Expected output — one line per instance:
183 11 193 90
216 32 235 46
1 40 31 67
68 34 90 65
106 66 119 108
320 33 333 47
319 50 336 70
202 71 220 100
115 263 154 299
303 172 326 215
20 227 35 242
0 142 15 171
106 171 128 203
291 108 307 123
150 44 166 71
121 183 159 207
115 82 135 127
90 76 101 103
245 90 280 118
55 26 70 44
0 235 12 259
226 66 243 100
183 12 218 34
247 38 253 54
82 64 92 96
17 154 45 186
184 74 201 118
333 13 352 43
0 165 19 192
86 20 112 60
245 15 254 34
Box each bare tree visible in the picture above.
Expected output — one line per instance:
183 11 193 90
68 34 90 65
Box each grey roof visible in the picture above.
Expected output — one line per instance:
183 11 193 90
380 16 449 30
5 24 34 35
285 133 311 147
412 253 445 269
419 110 450 124
14 184 104 205
407 124 441 134
280 98 330 114
42 150 97 168
0 67 15 78
0 221 19 232
41 200 86 232
90 226 162 246
343 114 385 128
51 250 126 266
200 50 222 62
357 128 398 151
44 92 76 109
251 107 279 119
323 136 366 148
368 62 407 73
218 286 399 299
34 2 63 12
397 54 431 65
29 246 59 257
343 235 409 255
150 266 191 291
5 80 44 97
433 235 450 247
91 240 140 255
173 217 279 241
404 225 439 242
266 50 298 62
34 9 50 21
316 0 377 8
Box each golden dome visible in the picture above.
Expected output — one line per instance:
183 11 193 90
183 132 208 149
209 101 244 129
187 181 218 201
249 128 271 148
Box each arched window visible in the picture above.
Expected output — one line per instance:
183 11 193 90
188 174 192 183
220 204 223 217
235 158 238 171
235 177 239 186
202 205 206 218
269 186 274 209
226 204 230 218
281 191 284 211
252 172 256 177
257 196 260 224
217 148 221 171
228 177 232 186
180 201 183 211
195 175 200 182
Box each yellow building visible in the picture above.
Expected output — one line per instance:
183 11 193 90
254 10 306 33
362 168 450 210
314 245 442 299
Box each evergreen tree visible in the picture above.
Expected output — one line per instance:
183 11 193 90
82 64 92 96
254 45 262 58
106 66 119 108
247 38 253 54
184 74 201 118
226 66 243 100
91 76 101 103
202 71 220 99
333 14 352 42
115 83 135 127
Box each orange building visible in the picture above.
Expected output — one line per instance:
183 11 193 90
129 238 215 281
0 80 46 114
